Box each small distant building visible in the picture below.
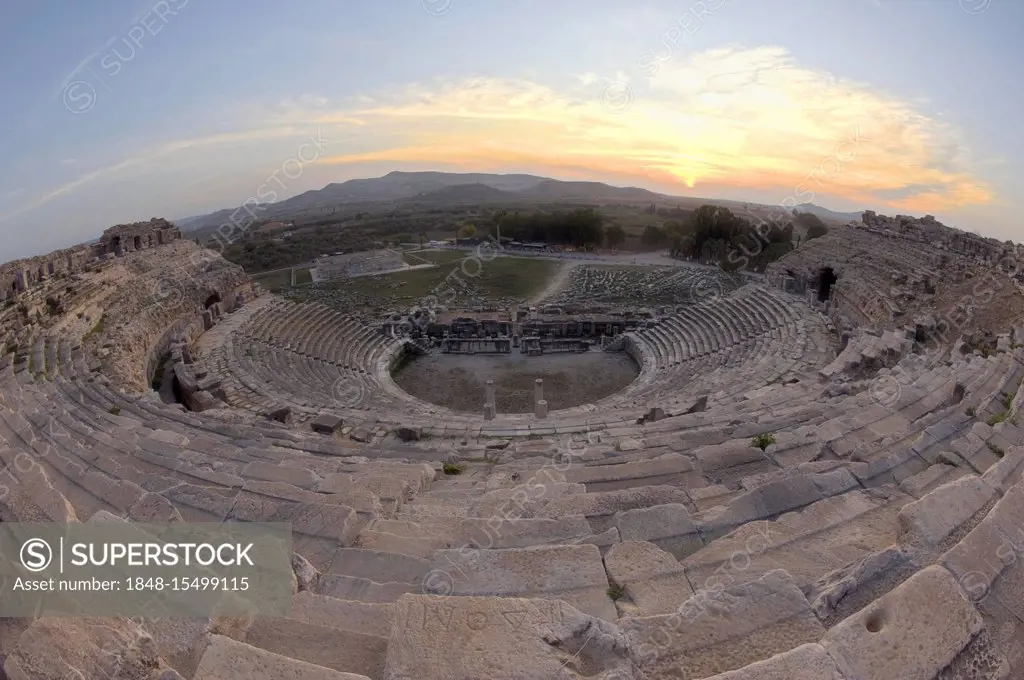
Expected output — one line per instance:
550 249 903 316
252 221 294 242
312 249 404 282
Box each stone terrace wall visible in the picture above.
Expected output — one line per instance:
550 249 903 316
0 245 95 301
766 214 988 330
86 241 251 391
99 217 182 255
0 218 182 302
861 210 1003 260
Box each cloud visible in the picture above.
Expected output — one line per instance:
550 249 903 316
317 47 992 211
0 123 339 224
13 45 994 232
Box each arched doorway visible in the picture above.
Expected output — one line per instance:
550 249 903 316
817 267 838 302
204 292 222 309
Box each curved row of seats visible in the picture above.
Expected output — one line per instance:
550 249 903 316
7 325 1022 677
3 241 1023 677
192 284 839 435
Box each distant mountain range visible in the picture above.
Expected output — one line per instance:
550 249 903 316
172 171 864 233
173 171 670 232
789 203 864 222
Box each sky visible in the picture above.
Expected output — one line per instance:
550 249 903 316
0 0 1020 260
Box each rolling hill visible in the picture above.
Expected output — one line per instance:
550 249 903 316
174 171 670 231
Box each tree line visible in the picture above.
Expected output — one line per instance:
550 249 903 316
489 208 607 248
638 206 829 271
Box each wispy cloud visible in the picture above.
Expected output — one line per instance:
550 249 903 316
12 46 994 228
318 47 993 211
0 123 337 224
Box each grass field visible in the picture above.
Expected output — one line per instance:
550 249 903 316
295 250 559 308
251 267 312 292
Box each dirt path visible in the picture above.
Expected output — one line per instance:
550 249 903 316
529 260 578 305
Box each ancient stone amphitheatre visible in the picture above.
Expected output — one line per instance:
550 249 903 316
2 212 1024 679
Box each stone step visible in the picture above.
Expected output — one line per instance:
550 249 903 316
324 548 431 584
241 616 387 679
604 540 694 617
384 594 635 679
897 474 997 550
821 565 1001 679
564 453 706 492
685 487 911 594
621 569 824 680
533 485 694 534
614 503 704 559
193 634 371 680
695 643 843 680
427 543 617 621
316 574 418 603
291 591 394 637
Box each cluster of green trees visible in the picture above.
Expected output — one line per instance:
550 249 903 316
647 205 830 272
489 208 607 248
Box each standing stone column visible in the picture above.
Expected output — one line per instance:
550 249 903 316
534 378 548 419
484 380 496 420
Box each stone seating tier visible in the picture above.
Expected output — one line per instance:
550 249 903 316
2 237 1024 678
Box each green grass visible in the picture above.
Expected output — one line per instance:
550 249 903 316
402 250 464 266
251 267 312 292
986 392 1015 427
108 405 121 415
751 433 777 451
309 252 559 307
606 581 626 601
988 411 1010 427
442 461 464 475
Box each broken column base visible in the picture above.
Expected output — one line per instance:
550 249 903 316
311 413 344 434
535 399 548 419
483 403 496 420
